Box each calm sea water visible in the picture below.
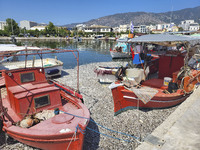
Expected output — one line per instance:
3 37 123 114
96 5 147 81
13 40 118 69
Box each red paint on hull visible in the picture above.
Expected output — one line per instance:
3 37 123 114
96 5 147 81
111 85 190 115
5 128 85 150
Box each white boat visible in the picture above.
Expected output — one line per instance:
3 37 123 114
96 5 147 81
110 38 132 59
0 57 63 78
0 44 40 63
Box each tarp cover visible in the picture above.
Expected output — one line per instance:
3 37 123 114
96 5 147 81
128 34 200 44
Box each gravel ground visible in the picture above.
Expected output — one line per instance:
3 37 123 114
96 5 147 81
0 61 177 150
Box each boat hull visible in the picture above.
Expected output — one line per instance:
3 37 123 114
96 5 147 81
4 128 85 150
110 85 190 115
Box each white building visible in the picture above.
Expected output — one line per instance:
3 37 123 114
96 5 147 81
139 25 149 33
76 24 86 31
84 25 111 33
146 25 156 32
112 26 120 33
179 20 199 31
119 24 129 32
189 23 199 31
0 21 7 30
156 23 171 30
30 26 46 31
20 20 38 30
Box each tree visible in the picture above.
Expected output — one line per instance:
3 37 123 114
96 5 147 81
0 30 8 36
45 22 56 36
178 27 184 31
4 18 20 36
57 27 67 37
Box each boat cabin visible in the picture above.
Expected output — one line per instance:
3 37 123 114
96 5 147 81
2 67 62 120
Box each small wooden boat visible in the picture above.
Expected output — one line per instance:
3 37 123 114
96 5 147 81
94 66 118 83
94 53 159 84
0 57 63 78
0 49 90 150
109 34 200 115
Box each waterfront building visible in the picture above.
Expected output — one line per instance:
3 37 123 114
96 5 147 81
151 29 163 34
139 25 149 33
178 20 199 31
133 26 140 33
112 26 120 33
119 24 129 32
0 21 7 30
147 25 156 31
20 20 38 30
168 25 179 32
189 23 200 31
76 24 86 31
30 26 46 31
156 23 172 30
84 25 111 33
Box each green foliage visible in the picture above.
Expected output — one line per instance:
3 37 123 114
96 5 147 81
4 18 20 36
45 22 56 36
0 30 8 36
178 27 184 31
57 28 67 37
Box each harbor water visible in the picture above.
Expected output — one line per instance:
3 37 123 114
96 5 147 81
1 40 118 69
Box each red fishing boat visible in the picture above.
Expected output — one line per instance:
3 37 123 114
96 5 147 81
109 34 200 115
0 49 90 150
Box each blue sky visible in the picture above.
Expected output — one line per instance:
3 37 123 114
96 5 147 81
0 0 200 25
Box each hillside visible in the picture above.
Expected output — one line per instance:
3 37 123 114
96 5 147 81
63 6 200 27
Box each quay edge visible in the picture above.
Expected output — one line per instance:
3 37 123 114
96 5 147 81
136 86 200 150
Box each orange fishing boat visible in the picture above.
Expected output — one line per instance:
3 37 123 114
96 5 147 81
109 34 200 115
0 49 90 150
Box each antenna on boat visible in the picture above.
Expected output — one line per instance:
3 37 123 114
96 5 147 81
169 4 174 24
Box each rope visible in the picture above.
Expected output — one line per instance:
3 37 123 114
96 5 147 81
86 126 134 143
76 125 85 135
59 110 140 143
66 126 77 150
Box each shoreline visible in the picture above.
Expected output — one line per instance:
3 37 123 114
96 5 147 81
0 36 116 42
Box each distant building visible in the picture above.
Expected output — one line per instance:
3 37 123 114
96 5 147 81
178 20 199 31
112 26 120 33
84 25 111 33
76 24 86 31
20 20 38 30
30 26 46 31
168 25 179 32
132 26 140 33
139 25 149 33
189 23 199 31
0 21 7 30
119 24 129 32
156 23 171 30
147 25 156 32
151 29 163 34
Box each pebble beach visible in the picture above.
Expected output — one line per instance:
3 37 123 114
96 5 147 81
0 61 178 150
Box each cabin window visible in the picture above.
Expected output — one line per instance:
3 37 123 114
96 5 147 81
20 72 35 83
34 95 50 108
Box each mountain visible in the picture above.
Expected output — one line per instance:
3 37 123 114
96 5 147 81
63 6 200 27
